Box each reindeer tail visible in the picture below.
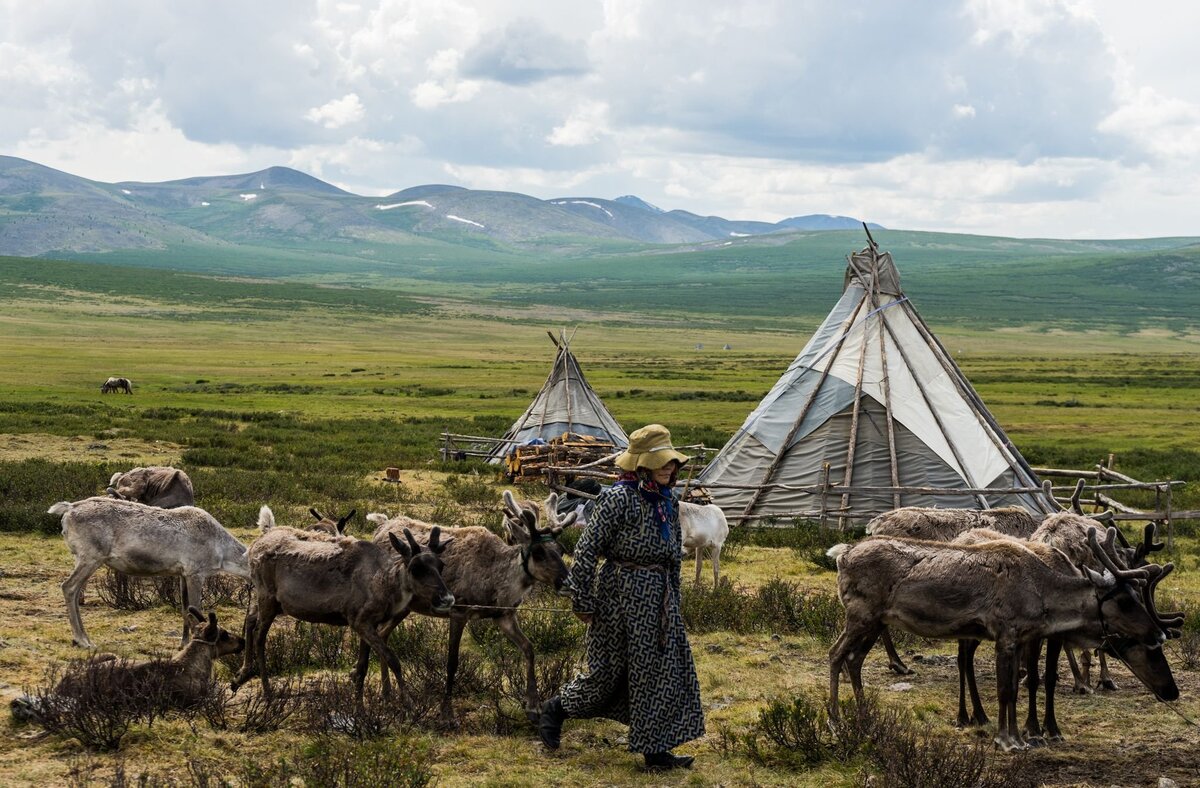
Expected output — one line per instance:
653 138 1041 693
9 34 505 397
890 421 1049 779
366 513 389 525
257 505 275 533
826 543 852 564
47 501 72 517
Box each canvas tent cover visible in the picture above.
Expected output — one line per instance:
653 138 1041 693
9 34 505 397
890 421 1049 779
487 334 628 463
698 244 1053 521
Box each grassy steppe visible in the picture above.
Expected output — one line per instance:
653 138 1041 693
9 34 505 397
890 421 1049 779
0 257 1198 785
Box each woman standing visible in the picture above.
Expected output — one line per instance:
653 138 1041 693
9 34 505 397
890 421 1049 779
538 424 705 771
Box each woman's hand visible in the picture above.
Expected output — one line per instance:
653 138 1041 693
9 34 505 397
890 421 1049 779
574 611 593 626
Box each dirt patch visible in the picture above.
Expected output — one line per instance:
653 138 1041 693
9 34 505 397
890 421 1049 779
0 433 183 465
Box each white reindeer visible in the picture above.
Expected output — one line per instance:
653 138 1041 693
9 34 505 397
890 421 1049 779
47 497 250 649
680 501 729 585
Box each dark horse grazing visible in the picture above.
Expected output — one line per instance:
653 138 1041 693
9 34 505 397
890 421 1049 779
101 377 133 394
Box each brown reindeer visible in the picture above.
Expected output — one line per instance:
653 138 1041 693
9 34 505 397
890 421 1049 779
950 526 1179 742
231 510 454 700
828 526 1166 751
12 607 243 724
363 490 576 726
107 467 194 508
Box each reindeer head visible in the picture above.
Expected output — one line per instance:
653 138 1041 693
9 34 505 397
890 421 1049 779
186 607 245 657
503 491 573 590
1081 527 1165 649
308 507 354 536
388 527 455 613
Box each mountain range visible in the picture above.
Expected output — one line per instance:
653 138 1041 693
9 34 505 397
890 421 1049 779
0 156 882 258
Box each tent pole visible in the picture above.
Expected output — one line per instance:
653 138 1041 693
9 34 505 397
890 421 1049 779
877 314 989 508
738 296 869 521
561 330 575 437
869 270 902 510
838 292 871 527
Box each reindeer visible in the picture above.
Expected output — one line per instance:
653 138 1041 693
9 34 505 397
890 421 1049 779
12 607 244 724
363 489 576 726
48 498 250 649
828 526 1167 751
680 501 729 585
949 526 1179 742
100 377 133 394
231 511 454 700
106 467 194 508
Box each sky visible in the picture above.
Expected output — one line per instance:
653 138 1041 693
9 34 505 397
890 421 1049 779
2 0 1198 238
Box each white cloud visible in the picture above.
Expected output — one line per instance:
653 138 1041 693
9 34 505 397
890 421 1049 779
305 93 366 128
546 101 610 147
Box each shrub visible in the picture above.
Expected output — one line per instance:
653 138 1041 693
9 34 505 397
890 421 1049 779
301 675 409 739
681 578 844 642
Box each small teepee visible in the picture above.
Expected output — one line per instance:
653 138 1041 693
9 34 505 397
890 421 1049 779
697 231 1055 523
487 330 628 463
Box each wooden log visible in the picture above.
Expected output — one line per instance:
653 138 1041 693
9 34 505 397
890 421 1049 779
1031 467 1102 478
1096 465 1142 485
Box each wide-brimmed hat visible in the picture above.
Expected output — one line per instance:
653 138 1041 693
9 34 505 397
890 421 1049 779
614 424 691 471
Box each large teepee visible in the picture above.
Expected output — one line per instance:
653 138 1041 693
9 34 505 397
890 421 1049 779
487 330 628 463
697 233 1055 523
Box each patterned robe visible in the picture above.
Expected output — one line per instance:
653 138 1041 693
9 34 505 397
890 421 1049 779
561 484 705 753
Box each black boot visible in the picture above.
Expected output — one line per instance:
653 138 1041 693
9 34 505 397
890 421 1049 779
538 696 567 750
643 752 694 771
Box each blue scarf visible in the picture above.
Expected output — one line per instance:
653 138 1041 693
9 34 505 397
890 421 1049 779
614 472 674 543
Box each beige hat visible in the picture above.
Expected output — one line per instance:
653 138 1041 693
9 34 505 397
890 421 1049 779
614 424 691 471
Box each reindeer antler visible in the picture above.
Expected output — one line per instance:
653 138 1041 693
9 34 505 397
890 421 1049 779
1087 527 1149 582
309 508 325 521
404 527 423 557
1069 479 1085 514
1135 522 1166 562
1144 562 1185 637
428 526 453 554
336 509 356 534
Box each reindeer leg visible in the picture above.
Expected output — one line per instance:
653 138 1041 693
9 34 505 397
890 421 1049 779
355 624 406 706
1043 638 1064 743
182 574 205 646
712 544 722 586
62 557 103 649
964 639 988 726
1022 638 1045 746
993 640 1025 752
1064 648 1091 695
254 603 279 698
373 615 407 697
956 640 971 727
497 612 539 724
1078 648 1094 693
881 628 913 676
694 546 703 585
1097 650 1118 691
830 618 878 714
232 607 258 692
440 615 467 729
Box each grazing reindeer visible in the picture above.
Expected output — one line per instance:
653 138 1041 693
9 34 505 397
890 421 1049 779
12 607 244 724
106 466 194 508
828 526 1166 751
48 498 250 649
231 514 454 700
680 501 729 585
100 377 133 394
364 490 576 726
949 527 1179 742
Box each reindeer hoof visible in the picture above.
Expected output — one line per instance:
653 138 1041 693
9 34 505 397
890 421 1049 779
1046 732 1064 744
1024 735 1047 748
72 638 96 649
1098 679 1118 692
1072 684 1092 696
888 662 914 676
971 714 989 727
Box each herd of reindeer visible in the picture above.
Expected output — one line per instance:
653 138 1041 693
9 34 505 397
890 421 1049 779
14 465 1186 754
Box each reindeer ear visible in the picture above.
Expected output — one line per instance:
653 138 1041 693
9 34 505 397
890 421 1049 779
404 527 423 557
309 508 324 521
337 509 356 534
545 492 559 514
187 606 205 624
389 532 413 560
503 490 520 517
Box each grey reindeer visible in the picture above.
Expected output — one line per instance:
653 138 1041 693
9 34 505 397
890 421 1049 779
48 497 250 649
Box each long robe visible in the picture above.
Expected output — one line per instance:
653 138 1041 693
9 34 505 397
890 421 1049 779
560 484 705 753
